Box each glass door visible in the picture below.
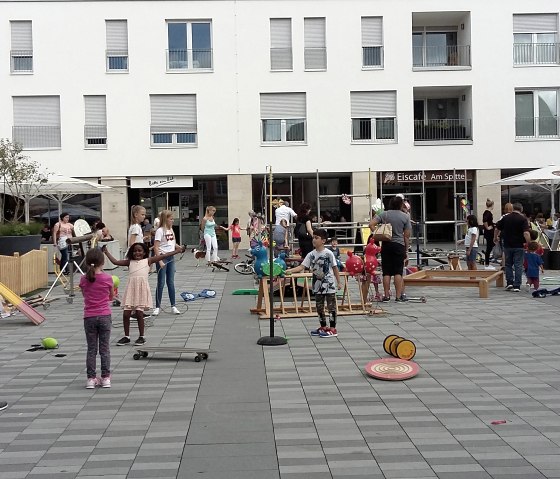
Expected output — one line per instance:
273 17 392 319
179 191 203 247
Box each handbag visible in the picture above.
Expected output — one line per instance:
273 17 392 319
372 223 393 242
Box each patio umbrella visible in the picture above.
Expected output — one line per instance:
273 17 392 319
484 164 560 216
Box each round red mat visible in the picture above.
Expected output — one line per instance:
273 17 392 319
365 358 419 381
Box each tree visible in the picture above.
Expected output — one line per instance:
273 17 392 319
0 139 49 224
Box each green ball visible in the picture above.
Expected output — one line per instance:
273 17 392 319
41 337 58 349
112 275 120 288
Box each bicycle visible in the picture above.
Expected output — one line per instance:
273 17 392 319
234 254 255 275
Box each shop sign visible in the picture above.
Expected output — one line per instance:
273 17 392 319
130 176 194 188
382 170 472 184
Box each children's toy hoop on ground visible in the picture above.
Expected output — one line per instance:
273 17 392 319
365 358 419 380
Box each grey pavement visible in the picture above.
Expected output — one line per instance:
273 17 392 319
1 250 560 478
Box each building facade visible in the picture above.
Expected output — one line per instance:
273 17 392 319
2 0 559 245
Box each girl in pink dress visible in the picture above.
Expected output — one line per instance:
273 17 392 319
102 242 185 346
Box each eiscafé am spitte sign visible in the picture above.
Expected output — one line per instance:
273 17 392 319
382 170 473 184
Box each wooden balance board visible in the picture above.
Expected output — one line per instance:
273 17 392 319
0 282 46 325
132 346 216 362
365 358 420 381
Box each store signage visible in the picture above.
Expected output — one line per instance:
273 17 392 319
130 176 194 188
382 170 472 183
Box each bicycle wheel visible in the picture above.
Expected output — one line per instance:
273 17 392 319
234 262 254 275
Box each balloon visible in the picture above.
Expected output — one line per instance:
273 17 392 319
112 275 120 289
345 251 364 276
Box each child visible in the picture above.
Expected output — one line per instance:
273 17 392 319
525 241 544 290
79 248 114 389
229 218 242 258
327 237 344 272
102 242 186 345
458 214 479 270
128 205 146 247
285 228 342 338
273 218 289 254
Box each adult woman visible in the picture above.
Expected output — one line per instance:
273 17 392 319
482 199 495 270
368 196 411 302
153 210 183 316
52 212 74 272
295 203 314 259
200 206 225 263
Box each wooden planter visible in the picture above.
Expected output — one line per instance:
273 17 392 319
0 248 48 295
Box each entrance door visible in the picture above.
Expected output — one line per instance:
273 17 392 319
179 191 203 247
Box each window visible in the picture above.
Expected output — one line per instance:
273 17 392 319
351 91 396 142
106 20 128 72
10 21 33 73
166 21 212 70
12 96 61 149
304 18 326 70
412 27 468 67
150 94 197 146
515 89 559 139
270 18 292 70
513 14 559 65
260 93 306 144
361 17 383 68
84 96 107 148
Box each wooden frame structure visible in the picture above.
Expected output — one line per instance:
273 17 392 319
403 269 504 298
250 272 371 319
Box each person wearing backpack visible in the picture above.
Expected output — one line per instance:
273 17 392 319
295 203 314 258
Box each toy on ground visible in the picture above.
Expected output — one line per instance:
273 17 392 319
209 260 230 272
0 282 46 325
383 335 416 360
364 358 419 380
132 346 216 362
41 337 59 349
532 287 560 298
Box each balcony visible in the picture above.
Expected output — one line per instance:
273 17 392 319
304 47 326 70
414 119 472 142
513 43 560 66
166 49 213 71
106 50 128 72
413 45 471 69
84 125 108 148
362 46 383 68
10 50 33 73
516 117 559 139
12 126 61 149
270 47 293 70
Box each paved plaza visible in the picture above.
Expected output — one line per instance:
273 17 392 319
1 252 560 479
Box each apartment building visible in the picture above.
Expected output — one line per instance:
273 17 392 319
1 0 559 245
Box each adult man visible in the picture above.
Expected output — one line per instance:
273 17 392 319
274 200 297 225
494 203 531 292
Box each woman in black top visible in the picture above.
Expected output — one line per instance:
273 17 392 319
482 198 495 268
295 203 314 259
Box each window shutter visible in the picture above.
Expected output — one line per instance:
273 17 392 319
11 21 32 50
351 91 396 118
150 95 197 131
513 14 558 33
106 20 128 51
305 18 326 48
260 93 306 119
270 18 292 69
13 96 60 125
361 17 383 46
84 96 107 126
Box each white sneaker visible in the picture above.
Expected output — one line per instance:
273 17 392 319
100 377 111 388
152 307 160 316
86 377 98 389
171 306 180 315
484 265 496 270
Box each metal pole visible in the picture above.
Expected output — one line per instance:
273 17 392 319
316 169 320 221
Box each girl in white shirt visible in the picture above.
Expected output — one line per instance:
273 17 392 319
128 205 146 248
458 214 479 270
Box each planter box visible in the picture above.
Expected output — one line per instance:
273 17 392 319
0 248 48 295
0 235 41 256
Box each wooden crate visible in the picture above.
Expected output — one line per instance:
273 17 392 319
0 248 48 295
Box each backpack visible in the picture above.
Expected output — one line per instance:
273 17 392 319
295 222 308 239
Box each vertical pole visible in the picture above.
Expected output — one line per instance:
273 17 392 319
268 166 275 338
316 169 320 221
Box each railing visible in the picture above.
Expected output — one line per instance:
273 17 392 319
12 126 61 149
84 125 108 148
413 45 471 67
150 125 197 145
414 119 472 141
362 46 383 67
270 47 293 70
352 118 397 142
513 43 560 65
516 116 559 139
166 49 213 70
106 50 128 71
304 47 326 70
10 50 33 72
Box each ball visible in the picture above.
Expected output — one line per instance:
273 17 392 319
41 337 59 349
112 275 120 289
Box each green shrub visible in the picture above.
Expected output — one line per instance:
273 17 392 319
0 222 43 236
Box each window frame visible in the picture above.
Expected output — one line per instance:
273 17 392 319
351 117 397 143
10 20 33 74
515 88 559 140
261 118 307 145
166 19 213 72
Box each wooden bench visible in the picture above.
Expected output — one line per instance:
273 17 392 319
403 269 504 298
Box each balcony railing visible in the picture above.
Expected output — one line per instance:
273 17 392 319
150 124 197 145
10 50 33 72
513 43 560 65
413 45 471 68
304 47 327 70
12 126 61 149
362 46 383 67
84 125 108 148
270 47 293 70
516 116 559 138
166 49 213 70
414 119 472 141
106 50 128 71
